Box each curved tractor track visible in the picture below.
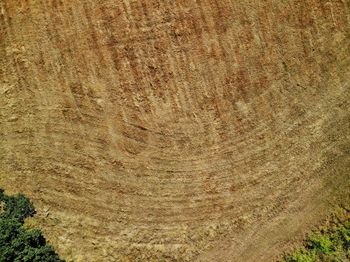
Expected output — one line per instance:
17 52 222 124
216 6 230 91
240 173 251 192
0 0 349 261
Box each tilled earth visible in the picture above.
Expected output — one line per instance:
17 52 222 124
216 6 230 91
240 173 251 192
0 0 349 261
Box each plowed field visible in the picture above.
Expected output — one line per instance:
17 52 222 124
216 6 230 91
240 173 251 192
0 1 349 261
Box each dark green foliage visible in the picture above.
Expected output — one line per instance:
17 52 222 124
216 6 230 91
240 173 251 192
15 245 63 262
1 194 36 223
0 190 64 262
0 189 4 201
283 215 350 262
0 218 22 248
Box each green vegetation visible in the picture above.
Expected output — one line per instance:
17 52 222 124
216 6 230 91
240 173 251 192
283 212 350 262
0 189 64 262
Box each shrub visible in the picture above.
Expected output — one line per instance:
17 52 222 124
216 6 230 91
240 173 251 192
283 217 350 262
307 234 334 254
0 190 64 262
0 193 36 224
284 249 316 262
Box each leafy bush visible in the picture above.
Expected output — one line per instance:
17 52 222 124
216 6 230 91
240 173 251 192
307 234 334 254
284 249 316 262
0 194 36 223
0 190 64 262
282 215 350 262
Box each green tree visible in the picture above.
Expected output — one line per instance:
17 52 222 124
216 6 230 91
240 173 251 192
0 190 64 262
1 194 36 223
283 215 350 262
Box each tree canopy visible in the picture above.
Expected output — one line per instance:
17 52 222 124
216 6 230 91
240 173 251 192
0 189 64 262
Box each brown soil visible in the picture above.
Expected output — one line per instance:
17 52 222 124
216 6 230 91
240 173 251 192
0 1 349 261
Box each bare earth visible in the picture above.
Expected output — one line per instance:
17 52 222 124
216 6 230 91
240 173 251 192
0 1 349 261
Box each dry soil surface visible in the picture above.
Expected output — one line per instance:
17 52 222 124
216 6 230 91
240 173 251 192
0 0 349 261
